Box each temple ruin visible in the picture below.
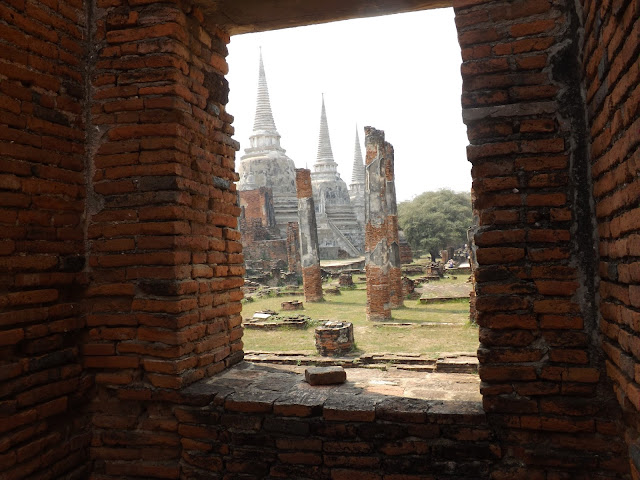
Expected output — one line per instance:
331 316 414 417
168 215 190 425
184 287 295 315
1 0 638 478
237 52 298 232
310 97 365 259
237 56 365 269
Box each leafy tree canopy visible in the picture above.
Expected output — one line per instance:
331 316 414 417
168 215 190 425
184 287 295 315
397 189 473 261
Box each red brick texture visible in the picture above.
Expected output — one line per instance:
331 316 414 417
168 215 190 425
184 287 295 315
296 167 314 198
86 0 243 387
302 265 323 303
176 387 496 480
84 2 244 476
582 0 640 475
455 0 630 477
237 188 293 267
0 0 92 476
314 322 354 356
239 218 288 265
239 187 276 227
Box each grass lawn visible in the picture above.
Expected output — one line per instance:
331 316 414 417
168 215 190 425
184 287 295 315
241 275 479 358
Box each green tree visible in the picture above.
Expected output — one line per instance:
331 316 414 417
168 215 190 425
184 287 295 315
397 189 473 261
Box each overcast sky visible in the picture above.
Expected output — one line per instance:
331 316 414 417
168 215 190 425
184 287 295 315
226 7 470 203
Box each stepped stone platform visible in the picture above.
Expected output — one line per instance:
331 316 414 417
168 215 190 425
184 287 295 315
243 352 479 374
419 295 470 304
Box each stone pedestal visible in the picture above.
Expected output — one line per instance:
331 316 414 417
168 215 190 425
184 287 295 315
281 300 303 311
339 273 354 287
315 321 354 356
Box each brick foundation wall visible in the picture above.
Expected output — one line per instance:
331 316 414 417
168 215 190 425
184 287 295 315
242 236 288 266
176 370 496 480
582 0 640 474
240 216 288 266
455 0 629 476
0 0 92 476
398 240 413 265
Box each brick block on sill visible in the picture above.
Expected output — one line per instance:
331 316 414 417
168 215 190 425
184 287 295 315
305 366 347 386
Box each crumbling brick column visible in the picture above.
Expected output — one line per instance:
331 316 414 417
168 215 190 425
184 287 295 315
295 169 323 302
84 3 245 478
455 0 629 477
384 142 404 308
286 221 302 274
364 127 391 321
86 1 243 394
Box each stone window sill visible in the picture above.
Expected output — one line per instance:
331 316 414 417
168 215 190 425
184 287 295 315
182 361 483 421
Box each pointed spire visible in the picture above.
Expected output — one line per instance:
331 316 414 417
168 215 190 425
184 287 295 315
351 126 365 185
252 48 278 133
245 49 283 153
315 95 337 167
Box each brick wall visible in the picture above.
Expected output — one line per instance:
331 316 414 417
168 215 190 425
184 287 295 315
239 187 277 228
242 233 288 266
0 0 92 476
84 1 244 476
177 378 496 480
239 188 290 266
582 0 640 475
455 0 629 476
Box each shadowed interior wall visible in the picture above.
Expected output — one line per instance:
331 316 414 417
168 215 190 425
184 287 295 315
0 0 92 476
581 0 640 476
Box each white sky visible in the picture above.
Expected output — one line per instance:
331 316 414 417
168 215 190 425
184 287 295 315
226 7 471 203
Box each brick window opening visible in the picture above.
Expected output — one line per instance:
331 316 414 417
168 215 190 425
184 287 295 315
226 10 478 382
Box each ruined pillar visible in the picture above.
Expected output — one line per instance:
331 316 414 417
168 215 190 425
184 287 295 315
364 127 391 321
295 169 323 302
286 222 302 275
384 142 404 308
